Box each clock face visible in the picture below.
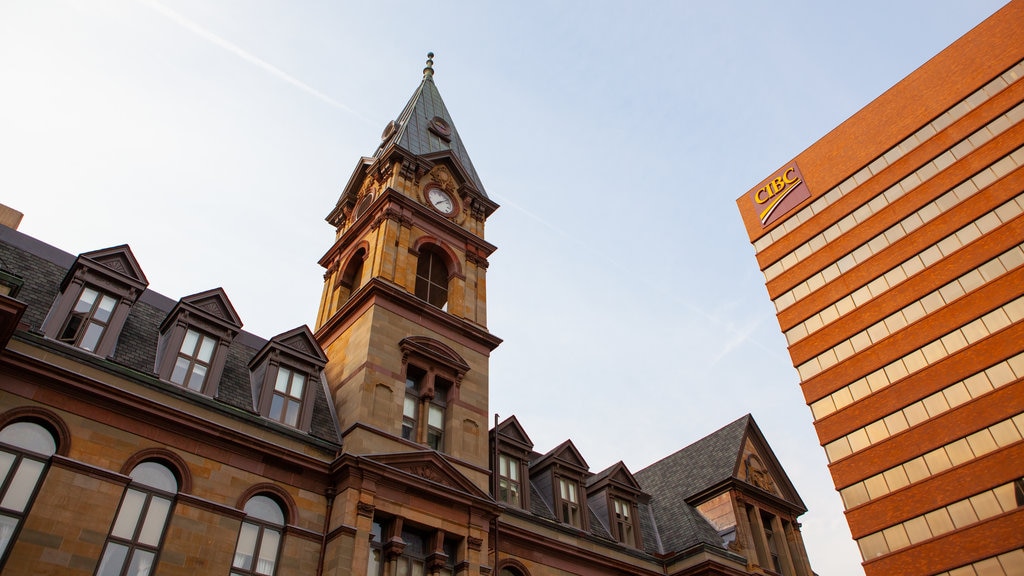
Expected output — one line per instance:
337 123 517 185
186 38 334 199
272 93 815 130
427 188 455 215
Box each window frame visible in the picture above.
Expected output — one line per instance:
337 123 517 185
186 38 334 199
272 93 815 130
249 327 327 434
41 246 147 358
497 453 523 507
402 364 452 451
0 420 59 568
155 289 242 398
610 496 637 547
556 476 582 528
95 461 179 576
230 494 287 576
414 248 450 310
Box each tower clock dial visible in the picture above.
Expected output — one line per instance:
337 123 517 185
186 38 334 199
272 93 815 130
427 187 455 215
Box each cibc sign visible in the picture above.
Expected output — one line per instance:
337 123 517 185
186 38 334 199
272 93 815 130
748 163 811 228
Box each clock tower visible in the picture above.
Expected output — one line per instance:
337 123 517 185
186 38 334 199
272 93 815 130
315 54 500 489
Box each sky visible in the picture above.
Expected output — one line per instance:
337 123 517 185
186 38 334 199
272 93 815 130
0 1 1011 574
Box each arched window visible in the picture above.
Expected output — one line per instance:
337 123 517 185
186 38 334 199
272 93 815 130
96 461 178 576
415 248 449 309
0 421 58 565
231 494 286 576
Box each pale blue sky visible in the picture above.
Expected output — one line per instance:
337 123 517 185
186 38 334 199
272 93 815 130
0 2 1010 574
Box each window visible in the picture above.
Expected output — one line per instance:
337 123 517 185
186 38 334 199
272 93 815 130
269 368 305 427
415 249 449 309
498 454 521 507
612 498 634 545
0 421 57 566
761 510 782 573
249 326 327 433
368 520 456 576
59 286 118 352
231 495 285 576
558 478 581 527
156 289 241 397
403 365 450 451
42 246 148 357
169 329 216 391
96 462 178 576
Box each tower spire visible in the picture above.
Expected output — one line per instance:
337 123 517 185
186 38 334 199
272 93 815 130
423 52 435 79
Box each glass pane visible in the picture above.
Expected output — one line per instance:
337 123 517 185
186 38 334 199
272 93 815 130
196 335 215 362
269 395 284 421
186 364 207 391
96 542 130 576
138 496 171 546
181 330 199 356
0 514 19 558
428 405 444 428
95 295 118 323
244 495 285 525
0 458 45 512
80 322 105 352
75 288 98 312
404 396 417 419
0 452 14 488
284 400 300 426
275 369 291 393
170 357 190 385
290 373 304 398
130 462 178 492
0 422 56 456
111 489 146 539
127 548 155 576
233 522 259 569
256 528 280 575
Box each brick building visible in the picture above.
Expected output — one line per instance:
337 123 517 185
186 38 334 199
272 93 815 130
0 57 815 574
735 2 1024 575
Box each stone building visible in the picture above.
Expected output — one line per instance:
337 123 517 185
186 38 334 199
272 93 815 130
0 54 813 575
735 2 1024 575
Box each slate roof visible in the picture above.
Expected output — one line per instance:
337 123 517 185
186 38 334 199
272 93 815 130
635 414 751 502
381 55 487 196
0 225 341 445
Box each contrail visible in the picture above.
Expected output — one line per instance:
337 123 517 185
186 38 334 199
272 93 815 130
137 0 374 125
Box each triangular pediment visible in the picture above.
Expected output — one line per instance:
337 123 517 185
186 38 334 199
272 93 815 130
180 288 243 328
273 325 327 365
587 461 643 494
734 420 805 510
493 415 533 450
532 439 589 474
365 451 491 500
80 245 148 286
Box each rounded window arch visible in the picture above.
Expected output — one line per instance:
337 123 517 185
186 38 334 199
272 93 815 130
340 248 367 299
232 492 287 576
415 245 451 310
97 459 180 576
0 419 60 566
496 558 531 576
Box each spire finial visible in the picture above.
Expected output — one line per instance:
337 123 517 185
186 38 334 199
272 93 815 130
423 52 434 78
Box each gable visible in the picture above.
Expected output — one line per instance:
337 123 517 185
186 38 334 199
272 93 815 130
80 245 148 285
365 451 491 500
494 415 533 450
180 288 243 328
735 425 805 511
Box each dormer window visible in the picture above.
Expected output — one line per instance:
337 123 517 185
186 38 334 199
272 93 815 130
58 286 118 352
269 367 305 427
558 477 582 527
169 328 216 391
249 326 327 433
612 497 636 546
42 245 148 357
498 454 522 507
156 289 241 397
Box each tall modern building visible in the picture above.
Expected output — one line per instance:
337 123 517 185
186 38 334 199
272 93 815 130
736 2 1024 575
0 57 816 574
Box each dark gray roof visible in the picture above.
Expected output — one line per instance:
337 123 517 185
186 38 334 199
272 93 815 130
0 226 341 445
383 65 487 196
635 414 750 502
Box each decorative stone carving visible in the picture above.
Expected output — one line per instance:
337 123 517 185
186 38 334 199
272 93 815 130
356 501 375 518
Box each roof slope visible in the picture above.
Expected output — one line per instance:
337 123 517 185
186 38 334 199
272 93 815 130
382 54 487 195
